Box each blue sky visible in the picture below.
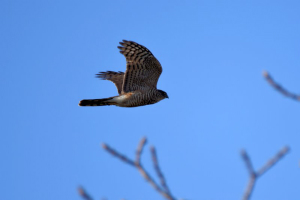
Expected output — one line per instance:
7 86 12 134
1 1 299 200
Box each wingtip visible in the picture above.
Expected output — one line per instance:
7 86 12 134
95 71 105 79
119 40 130 46
96 71 125 80
96 72 109 80
119 40 125 46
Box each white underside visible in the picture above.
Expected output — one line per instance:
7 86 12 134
113 95 127 103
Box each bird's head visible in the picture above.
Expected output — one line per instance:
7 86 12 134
158 90 169 99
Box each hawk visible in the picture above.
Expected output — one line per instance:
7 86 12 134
79 40 168 107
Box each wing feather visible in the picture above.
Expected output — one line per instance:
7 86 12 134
96 71 124 94
118 40 162 93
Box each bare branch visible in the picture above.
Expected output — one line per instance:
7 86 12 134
78 186 93 200
79 140 289 200
102 137 176 200
263 71 300 101
241 146 290 200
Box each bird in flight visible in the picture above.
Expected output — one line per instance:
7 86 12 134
79 40 168 107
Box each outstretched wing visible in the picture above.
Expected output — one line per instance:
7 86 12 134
118 40 162 93
96 71 124 94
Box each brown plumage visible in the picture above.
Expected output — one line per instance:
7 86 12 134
79 40 168 107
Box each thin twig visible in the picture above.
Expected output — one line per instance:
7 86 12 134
241 150 256 177
102 143 135 166
241 150 257 200
135 137 147 165
151 146 172 195
257 146 289 176
136 163 168 198
78 186 93 200
263 71 300 101
241 146 290 200
102 137 176 200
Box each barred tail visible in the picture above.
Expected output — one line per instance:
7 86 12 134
78 97 117 106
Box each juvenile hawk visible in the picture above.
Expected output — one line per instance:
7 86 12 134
79 40 168 107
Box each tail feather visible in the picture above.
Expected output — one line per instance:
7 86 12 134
79 97 117 106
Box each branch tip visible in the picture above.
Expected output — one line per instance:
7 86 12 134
141 137 147 146
263 70 300 101
78 186 84 195
240 149 246 156
78 186 93 200
150 145 155 152
101 143 107 149
262 70 269 77
282 146 290 153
